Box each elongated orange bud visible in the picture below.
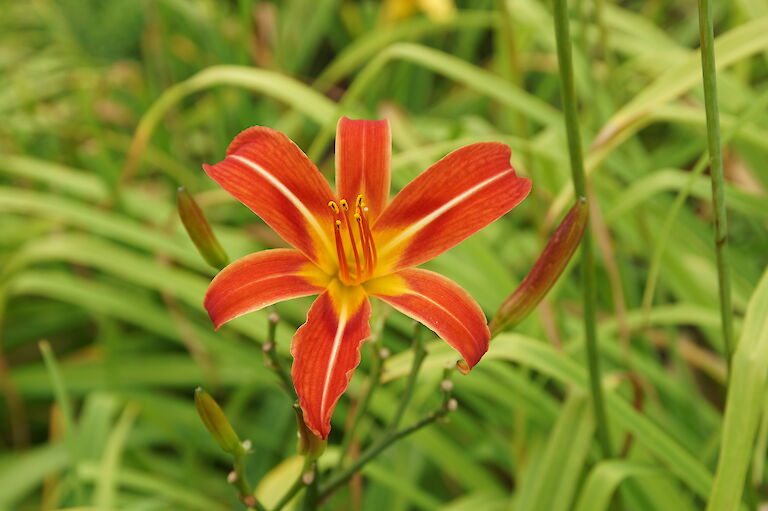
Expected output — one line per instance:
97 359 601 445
489 198 588 336
194 387 244 455
293 403 327 460
177 187 229 269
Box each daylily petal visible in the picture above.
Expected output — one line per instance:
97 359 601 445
203 126 336 269
366 268 489 369
335 117 391 221
373 143 531 271
291 282 371 439
204 249 327 329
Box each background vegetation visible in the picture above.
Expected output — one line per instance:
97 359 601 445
2 0 768 510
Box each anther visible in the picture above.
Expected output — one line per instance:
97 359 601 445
356 195 364 208
340 199 349 211
328 201 339 214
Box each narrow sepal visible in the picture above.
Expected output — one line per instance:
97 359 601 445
204 249 325 328
366 269 489 370
290 284 371 439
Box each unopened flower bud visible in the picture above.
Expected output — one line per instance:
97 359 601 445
447 398 459 412
177 187 229 270
440 379 454 392
194 387 243 455
489 198 588 335
293 404 327 460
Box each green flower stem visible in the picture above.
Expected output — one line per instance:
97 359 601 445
273 457 314 511
233 451 266 511
318 342 455 502
336 310 389 470
301 462 319 511
262 311 297 401
319 398 455 501
697 0 734 368
552 0 612 458
641 88 768 351
386 322 426 434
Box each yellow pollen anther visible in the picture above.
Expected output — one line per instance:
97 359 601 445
340 199 349 211
328 201 339 213
335 220 342 229
354 213 361 223
356 195 364 208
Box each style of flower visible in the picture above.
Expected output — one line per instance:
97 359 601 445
202 117 531 439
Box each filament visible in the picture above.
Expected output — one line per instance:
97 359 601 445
329 195 378 283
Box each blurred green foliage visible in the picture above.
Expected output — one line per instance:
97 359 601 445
1 0 768 510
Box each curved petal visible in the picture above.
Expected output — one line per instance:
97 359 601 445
204 249 328 329
335 117 391 221
291 282 371 439
373 143 531 272
203 126 336 269
366 269 489 369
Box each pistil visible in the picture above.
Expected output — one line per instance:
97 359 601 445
333 220 351 283
329 196 378 284
339 200 362 279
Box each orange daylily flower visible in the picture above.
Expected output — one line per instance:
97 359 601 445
202 117 531 439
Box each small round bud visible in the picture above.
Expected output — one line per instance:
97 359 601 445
242 495 258 507
378 348 391 360
302 471 315 485
241 440 253 451
447 398 459 412
262 341 275 353
268 311 280 324
227 471 238 484
440 379 454 392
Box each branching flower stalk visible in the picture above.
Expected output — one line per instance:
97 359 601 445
336 308 390 470
318 362 458 502
551 0 613 458
262 311 297 401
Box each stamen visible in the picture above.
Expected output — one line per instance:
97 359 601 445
333 219 350 282
355 212 373 278
359 206 377 270
339 200 361 280
329 195 378 283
